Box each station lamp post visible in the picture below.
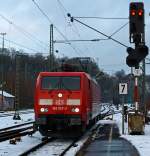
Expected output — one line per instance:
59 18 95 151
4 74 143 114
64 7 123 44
0 33 6 110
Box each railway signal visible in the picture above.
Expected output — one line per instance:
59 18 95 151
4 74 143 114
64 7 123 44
126 47 138 67
126 45 148 67
127 2 148 135
129 2 145 43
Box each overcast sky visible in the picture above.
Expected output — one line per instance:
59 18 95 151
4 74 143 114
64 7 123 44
0 0 149 75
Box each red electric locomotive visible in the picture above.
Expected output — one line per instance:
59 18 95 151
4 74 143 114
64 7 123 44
34 72 101 136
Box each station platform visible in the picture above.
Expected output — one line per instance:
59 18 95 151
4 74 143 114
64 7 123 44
78 122 140 156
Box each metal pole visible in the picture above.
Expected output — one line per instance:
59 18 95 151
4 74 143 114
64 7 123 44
0 33 6 110
13 54 21 120
49 24 54 71
49 25 51 71
134 77 138 111
142 59 146 113
122 96 124 134
52 24 54 70
131 67 133 75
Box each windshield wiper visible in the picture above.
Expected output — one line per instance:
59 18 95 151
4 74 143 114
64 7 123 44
61 80 72 94
47 77 72 94
48 77 62 94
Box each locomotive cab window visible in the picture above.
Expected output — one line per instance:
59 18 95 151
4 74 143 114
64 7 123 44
41 76 80 90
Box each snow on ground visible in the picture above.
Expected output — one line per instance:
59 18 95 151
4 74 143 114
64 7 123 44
29 139 73 156
65 130 91 156
0 110 42 156
101 103 111 114
0 110 90 156
66 109 150 156
0 110 34 129
113 111 150 156
0 110 89 156
96 119 116 125
1 107 150 156
0 132 43 156
123 125 150 156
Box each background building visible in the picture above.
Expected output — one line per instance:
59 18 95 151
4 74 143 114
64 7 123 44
0 91 15 111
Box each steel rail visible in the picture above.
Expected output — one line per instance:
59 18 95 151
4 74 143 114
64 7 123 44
59 138 79 156
0 110 34 117
0 121 34 132
0 126 34 142
19 137 56 156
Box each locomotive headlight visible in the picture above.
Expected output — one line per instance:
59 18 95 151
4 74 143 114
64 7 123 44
71 108 79 113
40 108 48 112
58 93 63 98
40 108 45 112
74 108 80 113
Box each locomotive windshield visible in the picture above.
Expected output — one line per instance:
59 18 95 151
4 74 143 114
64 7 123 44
41 76 80 90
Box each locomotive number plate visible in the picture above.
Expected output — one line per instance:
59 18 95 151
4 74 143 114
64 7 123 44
52 106 67 111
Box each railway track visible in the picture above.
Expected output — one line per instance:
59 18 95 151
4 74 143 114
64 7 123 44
0 121 34 132
20 137 56 156
0 110 34 117
0 105 116 156
19 137 79 156
0 122 35 142
18 108 115 156
59 138 79 156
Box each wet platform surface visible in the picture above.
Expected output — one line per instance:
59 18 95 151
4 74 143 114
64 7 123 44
80 122 140 156
83 137 139 156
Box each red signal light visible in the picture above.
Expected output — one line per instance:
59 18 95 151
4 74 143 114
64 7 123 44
138 9 143 16
131 10 136 16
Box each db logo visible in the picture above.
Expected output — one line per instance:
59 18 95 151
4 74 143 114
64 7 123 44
55 99 64 105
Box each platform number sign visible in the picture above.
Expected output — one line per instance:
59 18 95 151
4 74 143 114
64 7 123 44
119 83 128 95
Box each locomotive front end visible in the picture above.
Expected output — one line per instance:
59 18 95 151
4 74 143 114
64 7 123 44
34 72 84 136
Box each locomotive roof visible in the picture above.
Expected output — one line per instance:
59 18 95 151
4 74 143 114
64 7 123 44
39 72 98 85
39 71 88 76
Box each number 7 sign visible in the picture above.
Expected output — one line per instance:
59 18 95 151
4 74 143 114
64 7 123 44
119 83 128 95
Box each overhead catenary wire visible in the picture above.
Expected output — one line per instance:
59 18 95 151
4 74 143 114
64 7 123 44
54 21 129 46
32 0 83 57
54 20 129 44
2 43 56 57
1 44 54 57
56 2 129 48
55 5 129 61
0 14 49 50
0 36 42 54
56 0 81 37
73 16 128 20
54 3 130 74
54 38 108 43
56 0 81 38
66 14 129 76
31 1 131 75
56 0 98 56
57 0 80 37
109 22 129 37
68 15 128 48
54 20 129 43
57 0 68 21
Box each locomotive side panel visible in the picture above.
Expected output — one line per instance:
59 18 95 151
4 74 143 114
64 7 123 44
90 80 101 119
80 75 92 126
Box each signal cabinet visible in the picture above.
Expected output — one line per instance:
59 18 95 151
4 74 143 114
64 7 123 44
128 111 145 134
